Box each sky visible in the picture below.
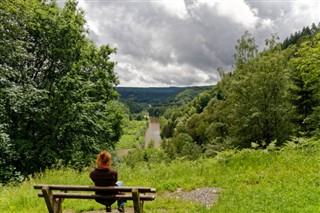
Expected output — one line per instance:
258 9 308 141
58 0 320 87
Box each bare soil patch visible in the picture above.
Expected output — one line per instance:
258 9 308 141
163 187 221 209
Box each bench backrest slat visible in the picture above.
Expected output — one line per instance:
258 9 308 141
34 184 156 193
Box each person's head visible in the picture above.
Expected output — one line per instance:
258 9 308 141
96 151 112 168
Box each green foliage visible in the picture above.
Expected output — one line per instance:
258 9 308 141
160 89 217 147
174 87 211 106
160 118 175 138
161 133 202 160
282 22 320 49
161 31 320 158
233 31 258 69
120 100 148 114
289 33 320 136
117 86 211 112
227 34 293 147
0 125 21 183
118 85 210 115
122 146 168 168
116 118 148 150
148 106 166 117
0 0 123 183
2 138 320 212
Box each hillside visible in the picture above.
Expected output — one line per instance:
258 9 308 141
1 137 320 212
116 86 212 106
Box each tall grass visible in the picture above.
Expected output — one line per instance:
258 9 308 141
116 119 147 150
1 138 320 212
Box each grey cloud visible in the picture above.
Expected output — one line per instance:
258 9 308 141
85 1 228 86
245 0 293 19
56 0 320 87
151 67 217 86
245 1 320 42
169 4 243 69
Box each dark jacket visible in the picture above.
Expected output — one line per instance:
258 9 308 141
90 167 118 196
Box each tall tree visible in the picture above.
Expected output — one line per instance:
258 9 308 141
289 33 320 136
227 34 293 147
233 31 258 69
0 0 123 181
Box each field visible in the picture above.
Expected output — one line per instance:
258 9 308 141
1 138 320 212
116 119 148 150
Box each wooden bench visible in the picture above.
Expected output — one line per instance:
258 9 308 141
34 184 156 213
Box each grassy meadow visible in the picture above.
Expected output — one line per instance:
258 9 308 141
1 137 320 212
115 118 148 150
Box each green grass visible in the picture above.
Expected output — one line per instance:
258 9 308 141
116 119 148 150
1 138 320 212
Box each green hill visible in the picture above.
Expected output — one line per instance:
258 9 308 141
1 137 319 212
116 86 212 107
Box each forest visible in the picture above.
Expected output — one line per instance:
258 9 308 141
159 30 320 160
1 0 320 188
0 0 124 183
116 86 210 116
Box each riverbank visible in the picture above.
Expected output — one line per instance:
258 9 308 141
117 117 161 156
115 119 147 154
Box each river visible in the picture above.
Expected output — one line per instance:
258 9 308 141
144 117 161 148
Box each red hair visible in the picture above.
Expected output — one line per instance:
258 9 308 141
96 151 112 168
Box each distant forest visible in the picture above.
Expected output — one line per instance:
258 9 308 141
116 86 211 114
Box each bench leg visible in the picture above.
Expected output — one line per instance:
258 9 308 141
55 198 63 213
132 188 142 213
41 186 63 213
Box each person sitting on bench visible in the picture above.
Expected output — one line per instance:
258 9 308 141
90 151 125 212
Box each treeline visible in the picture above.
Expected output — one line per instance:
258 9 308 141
117 86 211 114
160 31 320 160
0 0 124 183
282 22 320 49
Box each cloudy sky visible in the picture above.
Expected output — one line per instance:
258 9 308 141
59 0 320 87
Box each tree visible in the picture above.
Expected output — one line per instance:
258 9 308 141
161 133 200 159
226 34 293 147
193 91 212 113
289 33 320 136
233 31 258 69
282 23 320 49
0 0 123 182
0 124 21 183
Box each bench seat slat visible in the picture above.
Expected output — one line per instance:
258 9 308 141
38 193 156 201
34 184 156 193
